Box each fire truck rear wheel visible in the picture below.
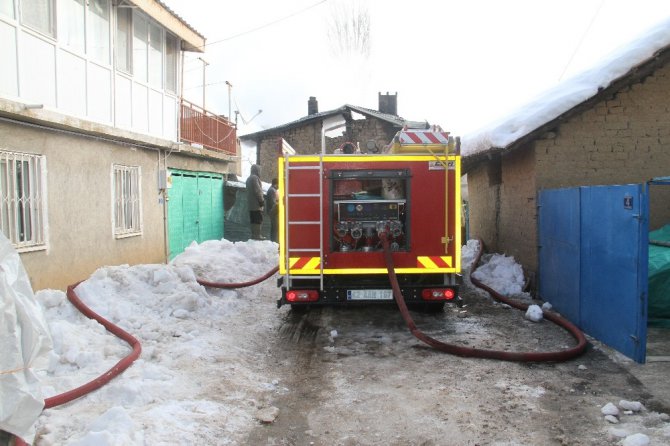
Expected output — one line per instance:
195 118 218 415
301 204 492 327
290 304 309 313
408 302 445 313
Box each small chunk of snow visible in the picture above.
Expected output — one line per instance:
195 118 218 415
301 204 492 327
578 365 587 371
622 433 650 446
256 406 279 424
601 402 620 417
524 305 543 322
541 302 552 311
619 400 645 412
605 415 619 424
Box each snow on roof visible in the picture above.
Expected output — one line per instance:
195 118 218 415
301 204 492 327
461 17 670 158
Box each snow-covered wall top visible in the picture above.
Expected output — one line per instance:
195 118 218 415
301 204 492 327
461 17 670 157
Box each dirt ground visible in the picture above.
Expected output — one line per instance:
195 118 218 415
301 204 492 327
243 286 670 446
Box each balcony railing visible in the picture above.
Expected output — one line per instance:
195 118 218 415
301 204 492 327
180 99 237 155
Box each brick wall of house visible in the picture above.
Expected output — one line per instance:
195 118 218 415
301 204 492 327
472 60 670 281
535 62 670 229
499 146 538 279
467 161 502 253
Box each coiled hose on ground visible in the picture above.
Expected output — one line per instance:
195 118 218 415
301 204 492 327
380 233 588 362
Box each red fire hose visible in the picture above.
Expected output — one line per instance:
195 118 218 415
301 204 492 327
14 264 282 444
381 233 588 362
14 282 142 445
196 265 279 289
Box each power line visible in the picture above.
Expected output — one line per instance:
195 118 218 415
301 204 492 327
558 0 605 81
199 0 328 49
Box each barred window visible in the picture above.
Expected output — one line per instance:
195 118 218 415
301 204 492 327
0 151 47 250
113 164 142 237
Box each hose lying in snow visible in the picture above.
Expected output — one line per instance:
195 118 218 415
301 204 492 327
43 283 142 408
196 266 279 289
14 282 142 446
380 233 588 362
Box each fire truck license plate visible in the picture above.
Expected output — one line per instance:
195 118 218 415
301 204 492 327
347 289 393 300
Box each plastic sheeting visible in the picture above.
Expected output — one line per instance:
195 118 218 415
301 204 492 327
0 233 52 443
649 225 670 327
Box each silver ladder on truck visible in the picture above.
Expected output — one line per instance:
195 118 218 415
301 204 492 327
282 146 325 292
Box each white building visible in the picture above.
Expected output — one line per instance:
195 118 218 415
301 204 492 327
0 0 239 290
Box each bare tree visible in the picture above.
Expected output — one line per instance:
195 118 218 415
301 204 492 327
326 0 371 58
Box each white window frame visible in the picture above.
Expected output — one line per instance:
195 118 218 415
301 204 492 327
0 150 48 252
20 0 56 38
112 164 142 238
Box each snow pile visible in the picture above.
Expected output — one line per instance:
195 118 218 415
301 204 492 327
461 239 480 270
33 239 281 445
470 253 528 297
461 17 670 155
5 238 667 445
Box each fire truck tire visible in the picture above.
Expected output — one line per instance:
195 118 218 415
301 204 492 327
407 302 445 313
290 304 309 313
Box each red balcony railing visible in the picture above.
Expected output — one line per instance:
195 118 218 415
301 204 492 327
180 99 237 155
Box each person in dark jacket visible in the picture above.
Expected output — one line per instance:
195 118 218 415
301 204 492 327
246 164 265 240
266 178 279 242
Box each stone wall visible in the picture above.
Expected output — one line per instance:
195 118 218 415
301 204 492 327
255 116 401 182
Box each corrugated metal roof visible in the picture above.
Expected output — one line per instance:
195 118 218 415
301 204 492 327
154 0 205 40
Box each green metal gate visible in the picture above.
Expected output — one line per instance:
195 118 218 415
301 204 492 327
168 169 224 259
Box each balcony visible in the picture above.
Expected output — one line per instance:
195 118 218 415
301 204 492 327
180 99 237 155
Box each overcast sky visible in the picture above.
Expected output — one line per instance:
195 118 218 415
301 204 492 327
163 0 669 172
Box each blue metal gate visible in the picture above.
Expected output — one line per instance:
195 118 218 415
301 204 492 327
538 184 649 363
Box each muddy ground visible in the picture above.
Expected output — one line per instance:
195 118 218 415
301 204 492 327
243 286 670 446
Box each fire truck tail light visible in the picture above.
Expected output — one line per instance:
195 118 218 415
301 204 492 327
421 288 456 301
286 290 319 302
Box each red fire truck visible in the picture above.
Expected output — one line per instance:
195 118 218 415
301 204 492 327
277 127 462 311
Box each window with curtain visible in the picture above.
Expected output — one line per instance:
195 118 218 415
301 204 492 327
21 0 55 37
165 33 178 93
0 0 15 19
133 14 148 82
0 150 47 250
87 0 110 64
58 0 85 54
113 164 142 237
115 6 132 73
148 22 162 87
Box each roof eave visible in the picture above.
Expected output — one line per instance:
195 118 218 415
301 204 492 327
130 0 206 53
463 44 670 174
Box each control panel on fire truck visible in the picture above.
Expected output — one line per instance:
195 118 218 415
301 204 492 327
329 169 409 252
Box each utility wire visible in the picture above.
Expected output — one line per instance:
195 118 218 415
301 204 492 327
558 0 605 81
198 0 328 49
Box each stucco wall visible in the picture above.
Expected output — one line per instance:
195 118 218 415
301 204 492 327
0 120 230 290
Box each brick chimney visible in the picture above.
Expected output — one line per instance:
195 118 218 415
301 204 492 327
308 96 319 115
378 92 397 115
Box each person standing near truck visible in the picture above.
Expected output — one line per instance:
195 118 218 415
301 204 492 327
246 164 265 240
266 178 279 243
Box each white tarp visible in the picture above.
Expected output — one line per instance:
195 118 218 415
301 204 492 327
0 233 52 443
